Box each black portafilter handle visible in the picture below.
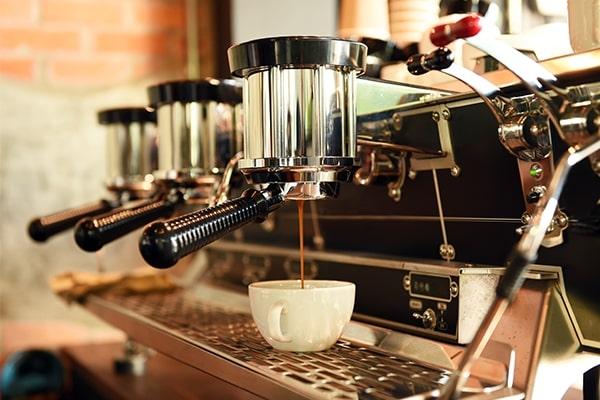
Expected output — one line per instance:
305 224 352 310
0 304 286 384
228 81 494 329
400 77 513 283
406 47 454 76
74 194 182 252
139 185 284 269
28 199 116 242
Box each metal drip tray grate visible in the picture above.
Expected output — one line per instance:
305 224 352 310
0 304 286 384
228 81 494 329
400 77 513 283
101 290 450 399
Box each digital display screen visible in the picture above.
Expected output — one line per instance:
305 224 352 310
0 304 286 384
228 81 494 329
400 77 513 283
409 273 451 300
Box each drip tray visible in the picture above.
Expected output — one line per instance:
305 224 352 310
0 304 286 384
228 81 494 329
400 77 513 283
84 288 519 400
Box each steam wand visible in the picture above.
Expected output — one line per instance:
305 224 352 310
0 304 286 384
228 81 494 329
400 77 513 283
440 132 600 399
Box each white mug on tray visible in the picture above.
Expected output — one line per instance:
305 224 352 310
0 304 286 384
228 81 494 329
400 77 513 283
248 280 355 352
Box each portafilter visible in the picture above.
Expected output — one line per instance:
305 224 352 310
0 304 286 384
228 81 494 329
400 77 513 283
28 107 157 242
74 78 243 252
139 37 367 268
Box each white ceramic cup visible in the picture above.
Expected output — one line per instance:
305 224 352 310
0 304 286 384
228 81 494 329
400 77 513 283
248 280 355 352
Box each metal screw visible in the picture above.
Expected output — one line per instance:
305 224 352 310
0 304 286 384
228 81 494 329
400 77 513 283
408 169 418 180
594 114 600 130
432 111 440 122
529 124 540 136
450 282 459 297
555 212 569 229
439 244 456 261
450 165 461 177
521 212 531 224
441 108 451 120
392 112 403 131
387 185 402 202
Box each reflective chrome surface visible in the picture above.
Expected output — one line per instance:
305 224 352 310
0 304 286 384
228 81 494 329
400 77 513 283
104 120 157 192
239 66 360 188
85 283 519 399
228 36 367 77
229 37 367 199
154 100 242 185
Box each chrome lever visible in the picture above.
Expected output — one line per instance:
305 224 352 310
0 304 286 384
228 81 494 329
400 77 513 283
430 14 557 90
407 47 551 162
407 48 559 243
407 47 505 123
429 13 600 159
209 151 243 207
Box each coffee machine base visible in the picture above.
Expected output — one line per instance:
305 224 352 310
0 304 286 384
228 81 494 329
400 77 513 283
77 253 598 400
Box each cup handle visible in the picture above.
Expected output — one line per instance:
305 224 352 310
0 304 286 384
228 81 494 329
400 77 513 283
267 300 292 343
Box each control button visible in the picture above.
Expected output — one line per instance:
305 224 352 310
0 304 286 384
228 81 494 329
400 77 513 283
403 275 411 291
412 308 437 330
409 299 423 310
450 282 459 297
438 318 448 331
529 163 543 179
437 302 447 311
526 185 546 204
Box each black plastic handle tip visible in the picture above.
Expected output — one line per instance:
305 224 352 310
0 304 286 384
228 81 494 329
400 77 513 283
73 219 104 252
139 222 180 269
28 219 50 242
27 199 114 243
407 48 454 76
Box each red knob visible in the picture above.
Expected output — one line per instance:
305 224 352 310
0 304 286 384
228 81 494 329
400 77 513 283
430 14 483 47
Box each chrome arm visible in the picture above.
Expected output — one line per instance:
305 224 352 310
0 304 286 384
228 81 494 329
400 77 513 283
429 13 594 148
441 133 600 399
357 137 446 157
406 47 504 123
430 14 557 87
210 151 243 207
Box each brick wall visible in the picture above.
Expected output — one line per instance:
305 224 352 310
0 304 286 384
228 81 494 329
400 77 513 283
0 1 220 332
0 0 215 87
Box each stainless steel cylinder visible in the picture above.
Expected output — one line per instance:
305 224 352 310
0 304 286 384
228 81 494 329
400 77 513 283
98 107 158 194
228 37 367 199
148 79 243 187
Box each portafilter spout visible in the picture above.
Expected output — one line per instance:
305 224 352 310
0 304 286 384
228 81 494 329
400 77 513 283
139 36 367 269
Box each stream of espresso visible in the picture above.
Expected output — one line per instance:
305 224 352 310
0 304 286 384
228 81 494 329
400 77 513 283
297 200 305 289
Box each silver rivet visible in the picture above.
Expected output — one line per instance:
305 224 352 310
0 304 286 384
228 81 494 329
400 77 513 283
441 109 451 120
388 186 401 202
392 112 403 131
450 165 461 177
555 212 569 228
408 169 417 180
432 111 440 122
450 282 459 296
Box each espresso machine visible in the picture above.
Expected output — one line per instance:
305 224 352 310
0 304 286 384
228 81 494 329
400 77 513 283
75 29 600 399
72 78 243 252
28 107 157 243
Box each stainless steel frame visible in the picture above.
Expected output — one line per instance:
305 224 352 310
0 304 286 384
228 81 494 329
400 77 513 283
82 280 520 400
